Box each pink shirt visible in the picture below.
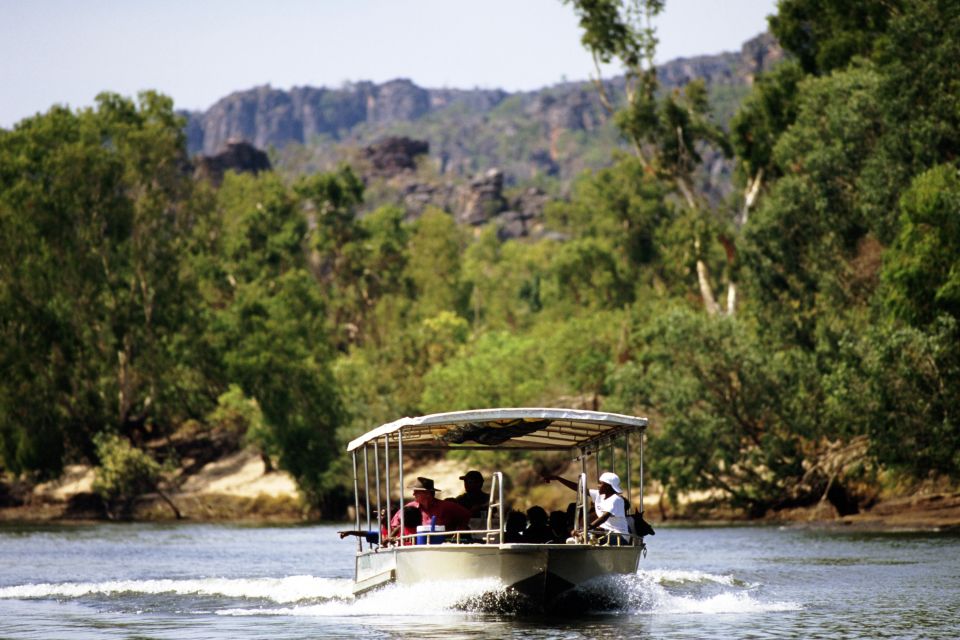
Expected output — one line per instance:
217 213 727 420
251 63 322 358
390 498 472 531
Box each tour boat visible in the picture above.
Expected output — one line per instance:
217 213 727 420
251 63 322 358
345 407 650 610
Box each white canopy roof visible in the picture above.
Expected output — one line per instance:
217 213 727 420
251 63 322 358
346 407 647 452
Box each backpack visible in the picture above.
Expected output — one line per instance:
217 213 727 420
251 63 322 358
624 497 655 537
631 511 656 537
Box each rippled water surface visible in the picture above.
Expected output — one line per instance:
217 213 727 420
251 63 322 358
2 522 958 638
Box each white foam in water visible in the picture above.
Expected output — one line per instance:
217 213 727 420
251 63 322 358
0 575 352 604
620 570 801 615
655 590 801 614
218 578 506 617
0 571 800 617
642 568 744 587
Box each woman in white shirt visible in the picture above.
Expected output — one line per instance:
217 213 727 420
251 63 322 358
541 470 630 544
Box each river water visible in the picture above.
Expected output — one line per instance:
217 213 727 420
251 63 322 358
1 522 958 639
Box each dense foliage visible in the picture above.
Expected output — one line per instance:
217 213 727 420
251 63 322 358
1 0 958 516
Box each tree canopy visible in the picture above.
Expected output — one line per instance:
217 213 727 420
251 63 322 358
1 0 958 517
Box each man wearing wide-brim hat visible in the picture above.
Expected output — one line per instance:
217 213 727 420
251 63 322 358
389 476 471 533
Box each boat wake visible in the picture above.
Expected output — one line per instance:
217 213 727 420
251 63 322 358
0 575 351 605
573 569 801 615
0 569 799 617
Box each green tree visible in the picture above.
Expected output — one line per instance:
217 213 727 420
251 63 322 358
404 207 467 318
824 317 960 478
548 237 628 309
91 432 162 519
730 61 805 184
742 63 885 346
564 0 738 315
546 155 671 298
608 307 824 514
540 311 627 410
0 93 202 476
420 331 549 412
770 0 903 75
297 166 370 349
210 272 341 502
200 170 344 506
462 229 553 329
881 165 960 327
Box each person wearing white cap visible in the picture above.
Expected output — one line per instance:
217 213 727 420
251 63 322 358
541 470 630 543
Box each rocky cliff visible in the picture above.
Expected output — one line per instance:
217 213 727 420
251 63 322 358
184 33 783 188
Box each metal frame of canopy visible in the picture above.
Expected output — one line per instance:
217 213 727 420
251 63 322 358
346 408 648 549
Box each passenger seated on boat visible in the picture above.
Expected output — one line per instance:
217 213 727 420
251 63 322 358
521 506 555 543
450 469 491 517
338 506 420 546
389 506 423 545
566 502 580 531
549 510 572 543
541 471 631 545
337 529 382 545
390 477 472 537
503 510 527 543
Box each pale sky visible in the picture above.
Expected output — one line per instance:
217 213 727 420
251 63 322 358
0 0 778 128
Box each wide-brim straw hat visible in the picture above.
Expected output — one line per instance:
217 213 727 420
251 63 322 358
408 476 440 492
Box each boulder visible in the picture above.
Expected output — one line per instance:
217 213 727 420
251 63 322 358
456 168 508 226
363 136 429 177
194 140 272 186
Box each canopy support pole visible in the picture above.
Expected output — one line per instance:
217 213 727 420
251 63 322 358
363 446 371 531
398 430 405 541
384 436 392 540
640 432 645 513
374 443 382 539
351 451 361 551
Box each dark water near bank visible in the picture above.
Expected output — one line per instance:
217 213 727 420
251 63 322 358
1 522 958 639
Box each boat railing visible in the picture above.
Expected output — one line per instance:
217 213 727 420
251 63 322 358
370 469 647 548
573 472 589 544
486 471 505 544
587 530 642 547
389 471 505 546
392 529 646 547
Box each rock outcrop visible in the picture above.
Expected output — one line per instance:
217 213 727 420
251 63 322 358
180 32 786 233
456 168 508 226
194 140 272 186
362 136 429 177
183 33 784 190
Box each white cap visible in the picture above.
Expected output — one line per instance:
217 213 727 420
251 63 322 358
599 471 623 494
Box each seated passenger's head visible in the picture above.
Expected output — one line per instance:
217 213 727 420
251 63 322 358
505 510 527 533
598 471 623 497
409 477 439 506
549 510 569 533
459 469 485 493
526 505 548 526
401 506 421 527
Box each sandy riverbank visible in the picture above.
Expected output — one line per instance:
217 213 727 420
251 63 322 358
2 452 958 531
0 448 305 523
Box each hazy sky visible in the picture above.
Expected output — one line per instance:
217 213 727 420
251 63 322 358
1 0 777 128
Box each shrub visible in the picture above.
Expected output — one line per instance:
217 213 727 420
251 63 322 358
92 433 161 516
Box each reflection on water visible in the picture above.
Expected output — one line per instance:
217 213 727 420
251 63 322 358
1 523 958 639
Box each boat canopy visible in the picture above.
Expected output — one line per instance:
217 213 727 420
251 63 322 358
346 407 647 453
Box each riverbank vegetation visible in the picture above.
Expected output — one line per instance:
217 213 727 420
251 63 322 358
1 0 958 520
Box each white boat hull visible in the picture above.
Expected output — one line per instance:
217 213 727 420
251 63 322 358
354 543 642 608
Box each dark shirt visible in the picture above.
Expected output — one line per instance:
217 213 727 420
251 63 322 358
503 528 524 543
521 523 555 544
452 490 490 516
